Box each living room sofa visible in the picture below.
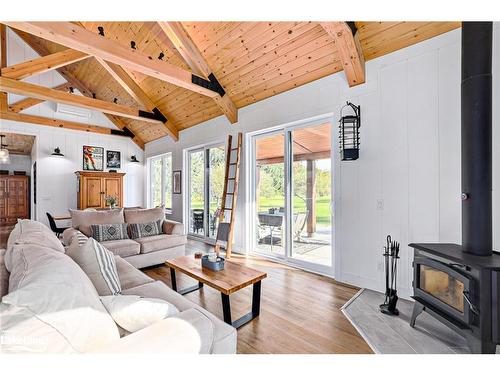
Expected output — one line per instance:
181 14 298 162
0 220 236 354
63 207 186 268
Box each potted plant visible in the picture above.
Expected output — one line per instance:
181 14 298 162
105 195 119 209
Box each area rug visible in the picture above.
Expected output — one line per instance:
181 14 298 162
341 289 497 354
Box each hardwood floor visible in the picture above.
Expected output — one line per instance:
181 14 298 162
144 240 373 354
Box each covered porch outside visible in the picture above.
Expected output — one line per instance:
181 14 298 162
254 122 332 266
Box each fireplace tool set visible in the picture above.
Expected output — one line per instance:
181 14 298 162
380 235 400 316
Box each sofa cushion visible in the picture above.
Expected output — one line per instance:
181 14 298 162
129 220 163 239
122 281 236 354
101 239 140 257
0 303 77 353
91 308 215 354
67 238 122 296
135 234 187 254
6 219 64 256
2 242 119 352
100 294 179 333
70 208 125 237
114 255 154 290
124 206 164 224
1 249 9 298
91 223 129 242
162 220 184 235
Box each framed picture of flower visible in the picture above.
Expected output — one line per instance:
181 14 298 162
83 145 104 171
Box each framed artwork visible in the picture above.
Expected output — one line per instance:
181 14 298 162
173 170 182 194
106 150 121 169
83 145 104 171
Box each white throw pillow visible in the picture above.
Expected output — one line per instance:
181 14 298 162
100 295 179 333
2 243 119 352
66 237 122 296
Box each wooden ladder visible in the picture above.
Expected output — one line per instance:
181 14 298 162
214 132 242 259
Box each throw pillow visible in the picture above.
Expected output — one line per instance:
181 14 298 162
66 238 122 296
100 295 179 333
129 220 163 239
91 223 129 242
70 208 125 237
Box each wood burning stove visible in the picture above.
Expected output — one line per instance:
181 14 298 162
413 255 472 326
409 22 499 353
409 243 500 354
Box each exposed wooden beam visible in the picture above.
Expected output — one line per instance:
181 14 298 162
94 57 179 140
11 29 147 148
0 110 144 149
0 76 164 124
320 22 365 87
9 82 71 112
1 49 89 80
4 22 219 98
157 22 238 124
0 24 7 112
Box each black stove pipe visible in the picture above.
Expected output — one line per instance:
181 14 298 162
461 22 493 256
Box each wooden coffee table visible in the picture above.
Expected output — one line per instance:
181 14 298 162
165 255 267 329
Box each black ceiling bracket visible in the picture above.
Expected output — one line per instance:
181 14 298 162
110 126 135 139
346 22 358 36
138 108 168 123
191 73 226 97
152 107 168 123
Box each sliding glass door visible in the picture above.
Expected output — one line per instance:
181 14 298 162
255 131 286 256
252 120 333 273
290 123 332 266
188 144 225 241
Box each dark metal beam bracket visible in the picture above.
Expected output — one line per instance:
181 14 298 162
191 73 226 97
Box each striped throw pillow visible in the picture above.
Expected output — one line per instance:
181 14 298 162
91 223 129 242
67 237 121 296
129 220 163 239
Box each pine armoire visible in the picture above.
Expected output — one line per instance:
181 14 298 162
0 175 30 225
75 171 125 210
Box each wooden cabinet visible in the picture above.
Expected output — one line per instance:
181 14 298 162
75 171 125 210
0 175 30 224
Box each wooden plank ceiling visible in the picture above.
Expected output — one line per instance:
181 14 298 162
4 21 460 144
0 131 35 155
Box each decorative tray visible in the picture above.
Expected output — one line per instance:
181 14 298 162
201 254 225 271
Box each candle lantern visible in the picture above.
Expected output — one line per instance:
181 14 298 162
339 101 361 161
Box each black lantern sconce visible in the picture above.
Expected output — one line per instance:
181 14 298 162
130 155 140 163
339 101 361 161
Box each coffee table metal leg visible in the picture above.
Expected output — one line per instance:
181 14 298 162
169 267 204 295
170 268 177 292
252 280 262 316
225 281 263 329
221 293 232 325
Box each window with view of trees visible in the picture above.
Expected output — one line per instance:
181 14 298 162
149 153 172 211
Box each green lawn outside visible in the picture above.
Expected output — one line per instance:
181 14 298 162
258 196 331 225
190 196 332 226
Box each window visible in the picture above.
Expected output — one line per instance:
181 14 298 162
148 153 172 211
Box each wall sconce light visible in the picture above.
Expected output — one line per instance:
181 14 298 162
130 155 140 163
51 147 64 157
0 135 10 164
339 101 361 161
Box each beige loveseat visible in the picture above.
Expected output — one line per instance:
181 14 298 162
63 207 186 268
0 220 236 354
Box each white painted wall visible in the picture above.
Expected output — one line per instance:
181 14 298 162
1 27 145 227
146 25 500 298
